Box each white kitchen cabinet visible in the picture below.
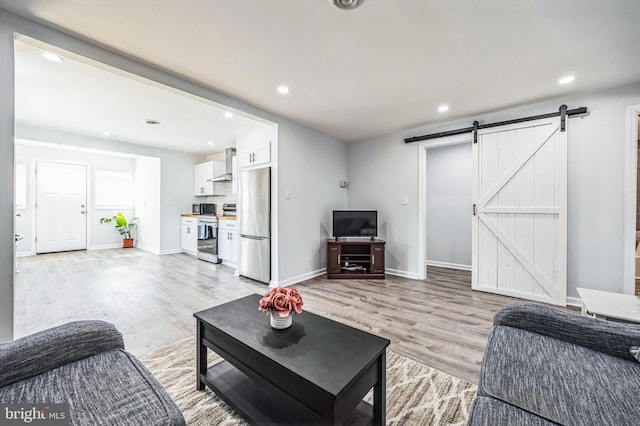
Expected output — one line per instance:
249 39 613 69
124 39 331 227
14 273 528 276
232 156 238 194
181 217 198 255
218 219 238 265
194 161 228 196
194 162 211 196
239 141 270 169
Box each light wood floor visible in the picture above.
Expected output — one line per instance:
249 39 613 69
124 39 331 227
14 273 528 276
14 248 578 384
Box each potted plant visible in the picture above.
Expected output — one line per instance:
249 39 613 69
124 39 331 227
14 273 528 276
258 287 304 329
100 212 138 248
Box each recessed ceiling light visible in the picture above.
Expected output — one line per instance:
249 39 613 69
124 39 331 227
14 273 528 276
558 75 575 85
207 141 214 146
332 0 365 10
144 119 161 125
224 112 234 119
42 52 63 62
438 105 449 113
277 85 290 95
101 131 111 136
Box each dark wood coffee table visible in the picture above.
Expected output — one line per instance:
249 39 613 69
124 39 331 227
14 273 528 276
194 294 390 425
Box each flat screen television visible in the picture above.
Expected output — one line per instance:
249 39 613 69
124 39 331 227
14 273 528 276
333 210 377 238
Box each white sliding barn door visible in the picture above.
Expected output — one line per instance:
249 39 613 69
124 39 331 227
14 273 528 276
472 118 567 305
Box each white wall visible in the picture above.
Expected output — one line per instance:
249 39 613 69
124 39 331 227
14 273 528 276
277 121 349 285
154 144 204 253
134 156 161 253
425 143 472 268
348 129 419 277
0 17 15 341
349 83 640 302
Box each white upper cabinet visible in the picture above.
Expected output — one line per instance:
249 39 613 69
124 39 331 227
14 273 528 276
239 141 270 169
194 162 212 196
236 124 275 170
194 161 227 196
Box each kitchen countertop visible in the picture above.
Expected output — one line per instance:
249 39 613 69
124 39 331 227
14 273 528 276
181 214 236 220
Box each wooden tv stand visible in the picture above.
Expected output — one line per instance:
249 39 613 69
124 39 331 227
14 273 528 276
327 238 385 279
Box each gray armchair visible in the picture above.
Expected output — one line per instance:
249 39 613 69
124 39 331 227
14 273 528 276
468 303 640 425
0 321 185 426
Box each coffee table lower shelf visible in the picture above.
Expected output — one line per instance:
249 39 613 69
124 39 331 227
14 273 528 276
201 360 375 426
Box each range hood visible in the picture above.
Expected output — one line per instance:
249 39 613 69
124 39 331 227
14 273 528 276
210 147 236 182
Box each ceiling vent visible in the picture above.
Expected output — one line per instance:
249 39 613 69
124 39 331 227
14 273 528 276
332 0 365 11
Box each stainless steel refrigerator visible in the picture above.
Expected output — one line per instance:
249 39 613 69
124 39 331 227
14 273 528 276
238 167 270 283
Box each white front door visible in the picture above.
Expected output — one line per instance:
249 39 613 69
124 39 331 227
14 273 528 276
472 117 567 305
36 161 88 254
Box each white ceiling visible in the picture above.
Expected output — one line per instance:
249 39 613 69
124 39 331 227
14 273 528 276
14 37 264 155
2 0 640 144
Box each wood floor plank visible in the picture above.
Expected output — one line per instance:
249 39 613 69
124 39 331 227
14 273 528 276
14 248 578 385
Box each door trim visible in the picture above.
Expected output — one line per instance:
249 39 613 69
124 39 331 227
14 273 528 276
624 104 640 295
417 133 473 280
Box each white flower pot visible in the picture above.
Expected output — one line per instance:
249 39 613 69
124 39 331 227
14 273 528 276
270 312 293 329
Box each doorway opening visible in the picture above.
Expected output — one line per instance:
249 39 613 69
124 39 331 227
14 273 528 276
635 114 640 294
425 143 472 270
417 133 472 280
624 105 640 296
9 32 277 352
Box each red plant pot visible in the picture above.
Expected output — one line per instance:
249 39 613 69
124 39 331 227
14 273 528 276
122 238 134 248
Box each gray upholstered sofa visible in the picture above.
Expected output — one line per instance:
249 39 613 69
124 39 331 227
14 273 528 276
0 321 185 426
468 302 640 425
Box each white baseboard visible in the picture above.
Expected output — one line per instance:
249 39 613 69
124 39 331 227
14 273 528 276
566 296 581 307
275 268 327 287
88 244 122 250
113 245 182 256
159 249 183 255
386 268 420 280
426 260 472 271
16 252 35 258
135 244 160 255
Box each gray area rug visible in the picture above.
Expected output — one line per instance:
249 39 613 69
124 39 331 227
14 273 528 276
140 338 477 425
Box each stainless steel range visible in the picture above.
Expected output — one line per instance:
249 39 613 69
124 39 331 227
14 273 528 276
197 215 221 264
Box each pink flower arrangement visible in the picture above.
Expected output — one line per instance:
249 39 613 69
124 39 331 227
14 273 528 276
259 287 304 317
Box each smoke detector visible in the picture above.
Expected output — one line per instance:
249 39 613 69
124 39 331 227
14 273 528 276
332 0 365 11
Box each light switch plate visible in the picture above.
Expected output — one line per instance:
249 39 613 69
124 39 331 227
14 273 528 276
402 196 408 205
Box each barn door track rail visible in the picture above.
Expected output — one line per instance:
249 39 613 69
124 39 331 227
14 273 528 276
404 105 587 144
